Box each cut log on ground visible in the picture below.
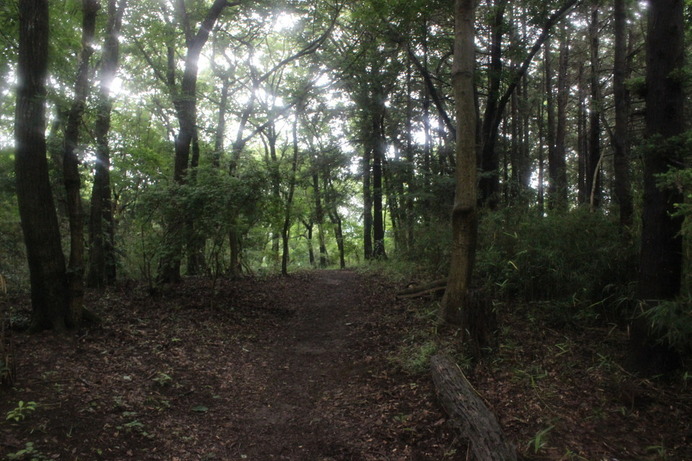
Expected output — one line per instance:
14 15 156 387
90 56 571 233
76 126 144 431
396 278 447 299
430 354 516 461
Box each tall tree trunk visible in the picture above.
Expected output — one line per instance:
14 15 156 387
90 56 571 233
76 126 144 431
62 0 98 324
15 0 72 331
554 23 569 211
612 0 633 228
363 134 373 260
537 103 546 215
303 220 315 267
372 94 387 259
544 38 558 211
158 0 232 283
87 0 126 289
631 0 685 375
479 0 506 209
281 114 301 276
480 0 579 209
329 210 346 269
577 62 588 205
441 0 478 329
313 171 328 267
587 6 602 210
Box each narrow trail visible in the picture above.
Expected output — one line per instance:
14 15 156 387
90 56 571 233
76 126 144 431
231 270 367 459
1 270 456 460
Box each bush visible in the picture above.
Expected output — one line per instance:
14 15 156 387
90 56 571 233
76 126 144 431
475 208 638 316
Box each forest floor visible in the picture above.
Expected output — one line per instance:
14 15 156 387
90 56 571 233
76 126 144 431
0 269 690 461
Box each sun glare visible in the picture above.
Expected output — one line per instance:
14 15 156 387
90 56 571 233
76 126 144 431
274 12 298 32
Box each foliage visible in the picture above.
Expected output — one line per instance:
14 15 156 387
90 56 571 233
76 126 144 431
639 296 692 356
656 160 692 295
6 442 48 461
6 400 37 422
527 424 554 454
474 208 638 318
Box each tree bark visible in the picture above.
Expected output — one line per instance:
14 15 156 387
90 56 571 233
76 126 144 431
631 0 685 375
15 0 71 331
478 0 506 209
554 23 569 211
587 6 602 210
372 91 387 259
612 0 633 228
544 37 557 211
430 354 517 461
363 128 373 260
480 0 578 209
281 114 301 276
441 0 478 328
62 0 98 324
87 0 126 289
158 0 233 283
577 62 588 205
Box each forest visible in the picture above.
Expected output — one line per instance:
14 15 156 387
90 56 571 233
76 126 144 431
0 0 690 459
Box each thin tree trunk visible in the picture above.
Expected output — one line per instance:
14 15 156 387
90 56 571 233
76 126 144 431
479 0 506 209
481 0 579 209
62 0 98 324
363 132 373 260
612 0 633 228
577 62 587 205
554 22 569 212
587 6 602 210
372 94 387 259
313 172 328 267
281 114 301 276
87 0 126 289
544 38 557 211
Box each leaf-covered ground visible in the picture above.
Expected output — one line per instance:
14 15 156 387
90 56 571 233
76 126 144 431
0 270 690 460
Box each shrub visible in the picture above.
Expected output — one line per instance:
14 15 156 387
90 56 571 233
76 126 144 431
475 208 638 316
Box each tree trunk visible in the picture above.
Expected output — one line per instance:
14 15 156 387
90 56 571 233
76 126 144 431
587 6 602 210
577 62 588 205
62 0 98 325
87 0 126 289
544 38 557 211
441 0 478 329
158 0 231 283
363 134 373 260
479 0 506 209
430 354 517 461
612 0 633 228
631 0 685 375
15 0 71 331
329 210 346 269
312 172 328 267
372 96 387 260
281 114 301 276
554 23 569 211
480 0 579 209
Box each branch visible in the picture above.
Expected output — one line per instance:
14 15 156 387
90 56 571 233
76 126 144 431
406 44 456 139
492 0 581 134
258 4 342 83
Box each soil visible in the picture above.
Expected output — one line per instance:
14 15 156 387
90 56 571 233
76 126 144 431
0 269 690 460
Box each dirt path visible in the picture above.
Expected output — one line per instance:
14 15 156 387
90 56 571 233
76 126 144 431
0 270 457 460
231 270 372 458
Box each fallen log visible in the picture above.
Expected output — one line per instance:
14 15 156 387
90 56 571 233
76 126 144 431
396 278 447 299
430 354 516 461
